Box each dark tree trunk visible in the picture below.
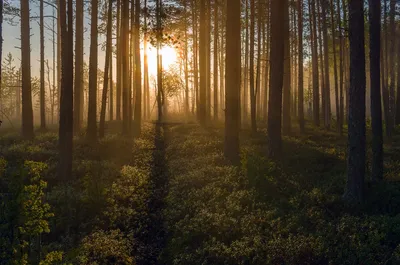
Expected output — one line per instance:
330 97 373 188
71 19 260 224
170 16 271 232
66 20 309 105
267 0 285 158
122 0 130 132
144 0 150 120
344 0 366 203
282 0 291 135
87 0 98 141
337 0 344 135
330 0 339 132
21 0 34 139
99 0 113 138
224 0 241 163
40 0 46 130
321 0 331 129
298 0 304 132
116 0 122 121
369 0 383 181
74 0 83 134
134 0 141 135
310 0 320 126
388 0 395 131
213 0 219 121
199 0 207 125
58 0 74 180
249 0 256 132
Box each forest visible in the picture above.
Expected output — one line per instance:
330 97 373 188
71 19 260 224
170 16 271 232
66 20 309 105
0 0 400 264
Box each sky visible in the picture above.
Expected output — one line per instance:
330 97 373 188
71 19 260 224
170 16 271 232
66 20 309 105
3 1 179 84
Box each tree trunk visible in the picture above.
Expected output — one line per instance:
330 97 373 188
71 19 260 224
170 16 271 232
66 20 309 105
224 0 241 163
199 0 207 124
298 0 304 132
267 0 285 158
99 0 113 138
116 0 122 121
87 0 98 141
134 0 141 135
122 0 130 133
40 0 46 130
337 0 344 135
330 0 339 132
321 0 331 129
58 0 74 180
249 0 256 132
310 0 320 126
388 0 395 133
344 0 366 203
282 0 291 135
213 0 219 121
21 0 34 139
369 0 383 181
74 0 83 134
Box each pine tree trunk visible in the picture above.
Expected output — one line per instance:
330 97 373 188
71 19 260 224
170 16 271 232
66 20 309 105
122 0 130 132
40 0 46 130
320 0 331 129
330 0 339 132
369 0 383 181
99 0 113 138
224 0 240 163
87 0 98 141
213 0 219 121
298 0 304 132
249 0 256 132
282 0 291 135
268 0 285 158
58 0 74 180
116 0 122 121
337 0 344 135
74 0 83 134
21 0 34 139
134 0 141 135
199 0 207 124
345 0 366 203
310 0 320 126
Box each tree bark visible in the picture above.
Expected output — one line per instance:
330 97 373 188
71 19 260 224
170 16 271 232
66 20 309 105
298 0 304 132
74 0 83 134
199 0 207 125
40 0 46 130
282 0 291 135
21 0 34 139
345 0 366 203
99 0 113 138
267 0 285 158
224 0 241 163
134 0 141 135
87 0 98 141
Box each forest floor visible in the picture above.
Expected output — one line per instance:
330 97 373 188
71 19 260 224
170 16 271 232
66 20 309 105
2 120 400 264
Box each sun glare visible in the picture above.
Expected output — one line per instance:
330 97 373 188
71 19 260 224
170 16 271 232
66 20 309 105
146 45 178 77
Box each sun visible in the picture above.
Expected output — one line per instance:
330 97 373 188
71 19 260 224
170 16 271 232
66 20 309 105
145 45 178 77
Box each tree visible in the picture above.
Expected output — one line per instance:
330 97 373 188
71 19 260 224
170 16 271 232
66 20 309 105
310 0 320 126
369 0 383 181
99 0 113 138
121 0 130 132
199 0 207 125
224 0 241 163
58 0 74 180
74 0 83 134
267 0 285 158
40 0 46 130
133 0 141 135
21 0 34 139
249 0 256 133
282 0 291 135
298 0 304 132
344 0 366 203
87 0 98 141
213 0 218 121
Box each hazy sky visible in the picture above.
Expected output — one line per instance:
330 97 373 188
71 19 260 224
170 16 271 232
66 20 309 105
3 1 104 79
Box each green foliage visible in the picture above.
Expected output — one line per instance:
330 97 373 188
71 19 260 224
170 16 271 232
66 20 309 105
78 230 134 265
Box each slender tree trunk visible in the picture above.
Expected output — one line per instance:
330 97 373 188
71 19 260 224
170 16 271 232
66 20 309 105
320 0 331 129
268 0 285 158
199 0 207 124
224 0 241 163
344 0 366 203
282 0 291 134
21 0 34 139
298 0 304 132
87 0 98 141
122 0 130 132
213 0 219 121
369 0 383 181
337 0 344 135
330 0 339 132
184 0 190 118
74 0 83 134
0 0 3 116
310 0 320 126
388 0 395 133
249 0 256 132
243 0 249 124
109 47 113 121
99 0 113 138
116 0 122 121
58 0 74 180
143 0 149 120
134 0 141 135
40 0 46 130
